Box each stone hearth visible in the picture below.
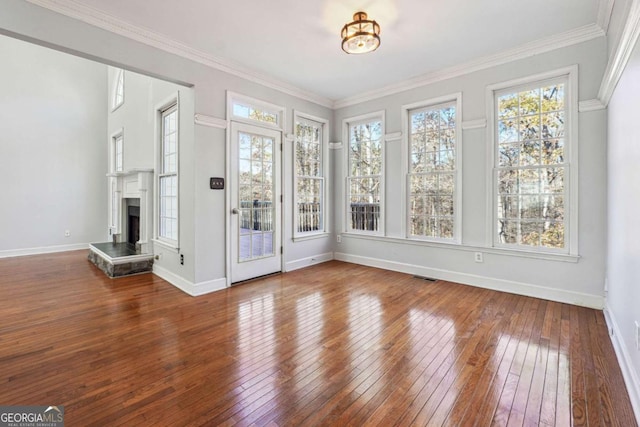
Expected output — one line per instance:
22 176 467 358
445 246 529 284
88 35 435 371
89 242 153 278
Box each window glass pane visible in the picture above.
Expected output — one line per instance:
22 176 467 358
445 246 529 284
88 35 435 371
159 104 178 242
408 102 456 239
295 118 324 234
233 102 278 125
348 117 382 233
114 135 124 172
113 69 124 109
494 79 567 250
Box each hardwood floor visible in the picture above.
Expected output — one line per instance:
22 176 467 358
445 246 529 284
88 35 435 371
0 251 636 426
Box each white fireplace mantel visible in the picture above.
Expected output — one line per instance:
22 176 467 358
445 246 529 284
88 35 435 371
107 169 154 254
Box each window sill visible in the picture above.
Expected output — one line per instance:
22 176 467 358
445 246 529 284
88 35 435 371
340 233 580 263
152 239 179 253
293 232 330 242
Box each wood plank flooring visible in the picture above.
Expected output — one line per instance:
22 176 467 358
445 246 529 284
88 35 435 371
0 250 636 426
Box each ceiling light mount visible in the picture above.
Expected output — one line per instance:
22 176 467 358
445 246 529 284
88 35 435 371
341 11 381 54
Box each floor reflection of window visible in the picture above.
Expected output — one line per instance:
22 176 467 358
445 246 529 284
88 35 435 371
294 293 324 382
409 308 455 368
235 294 275 416
348 294 382 378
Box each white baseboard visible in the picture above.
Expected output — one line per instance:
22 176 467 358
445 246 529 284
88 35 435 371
604 304 640 422
334 252 604 309
0 243 89 259
153 264 227 296
191 277 227 296
285 252 334 272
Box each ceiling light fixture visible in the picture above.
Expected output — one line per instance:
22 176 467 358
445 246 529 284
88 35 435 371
341 11 381 54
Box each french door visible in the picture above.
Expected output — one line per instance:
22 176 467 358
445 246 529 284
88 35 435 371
230 122 281 283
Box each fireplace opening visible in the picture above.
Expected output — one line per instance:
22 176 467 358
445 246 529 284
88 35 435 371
127 205 140 248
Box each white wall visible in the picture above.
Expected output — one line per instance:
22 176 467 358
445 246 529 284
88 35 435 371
607 32 640 419
0 0 333 290
332 38 608 308
0 34 107 255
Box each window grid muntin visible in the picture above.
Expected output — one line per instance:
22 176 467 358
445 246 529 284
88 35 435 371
347 118 383 233
159 104 178 242
494 78 568 250
408 101 457 240
295 118 324 234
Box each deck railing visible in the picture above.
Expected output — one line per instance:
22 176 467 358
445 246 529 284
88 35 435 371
297 202 321 232
350 203 380 231
240 201 379 233
240 201 273 231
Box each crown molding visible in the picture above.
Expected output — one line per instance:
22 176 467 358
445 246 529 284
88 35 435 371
334 24 605 109
24 0 334 109
578 99 607 112
462 119 487 130
598 0 640 106
597 0 615 33
194 114 226 129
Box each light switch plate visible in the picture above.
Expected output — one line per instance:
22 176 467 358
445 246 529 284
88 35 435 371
210 177 225 190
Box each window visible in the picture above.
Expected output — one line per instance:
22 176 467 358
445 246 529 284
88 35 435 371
345 113 384 233
493 75 571 251
233 102 277 125
159 103 178 243
407 99 460 241
112 133 123 173
112 69 124 111
294 115 326 236
228 92 284 129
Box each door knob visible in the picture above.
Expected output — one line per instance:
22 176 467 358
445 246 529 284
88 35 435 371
231 208 239 215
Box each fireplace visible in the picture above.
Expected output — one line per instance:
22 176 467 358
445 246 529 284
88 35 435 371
127 205 140 248
89 169 154 278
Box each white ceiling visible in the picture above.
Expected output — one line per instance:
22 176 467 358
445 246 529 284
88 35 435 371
63 0 602 104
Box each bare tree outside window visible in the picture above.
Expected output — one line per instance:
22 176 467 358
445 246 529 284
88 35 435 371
408 102 457 239
496 82 566 249
295 118 324 234
347 119 382 232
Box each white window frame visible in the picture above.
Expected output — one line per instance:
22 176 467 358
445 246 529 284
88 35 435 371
227 91 285 131
293 111 329 239
111 130 124 173
156 99 179 248
343 111 385 236
112 68 124 112
486 66 578 256
401 93 463 243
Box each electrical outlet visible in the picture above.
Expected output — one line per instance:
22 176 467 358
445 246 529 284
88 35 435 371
64 230 70 237
180 254 184 265
635 321 639 351
474 252 483 263
337 235 342 243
